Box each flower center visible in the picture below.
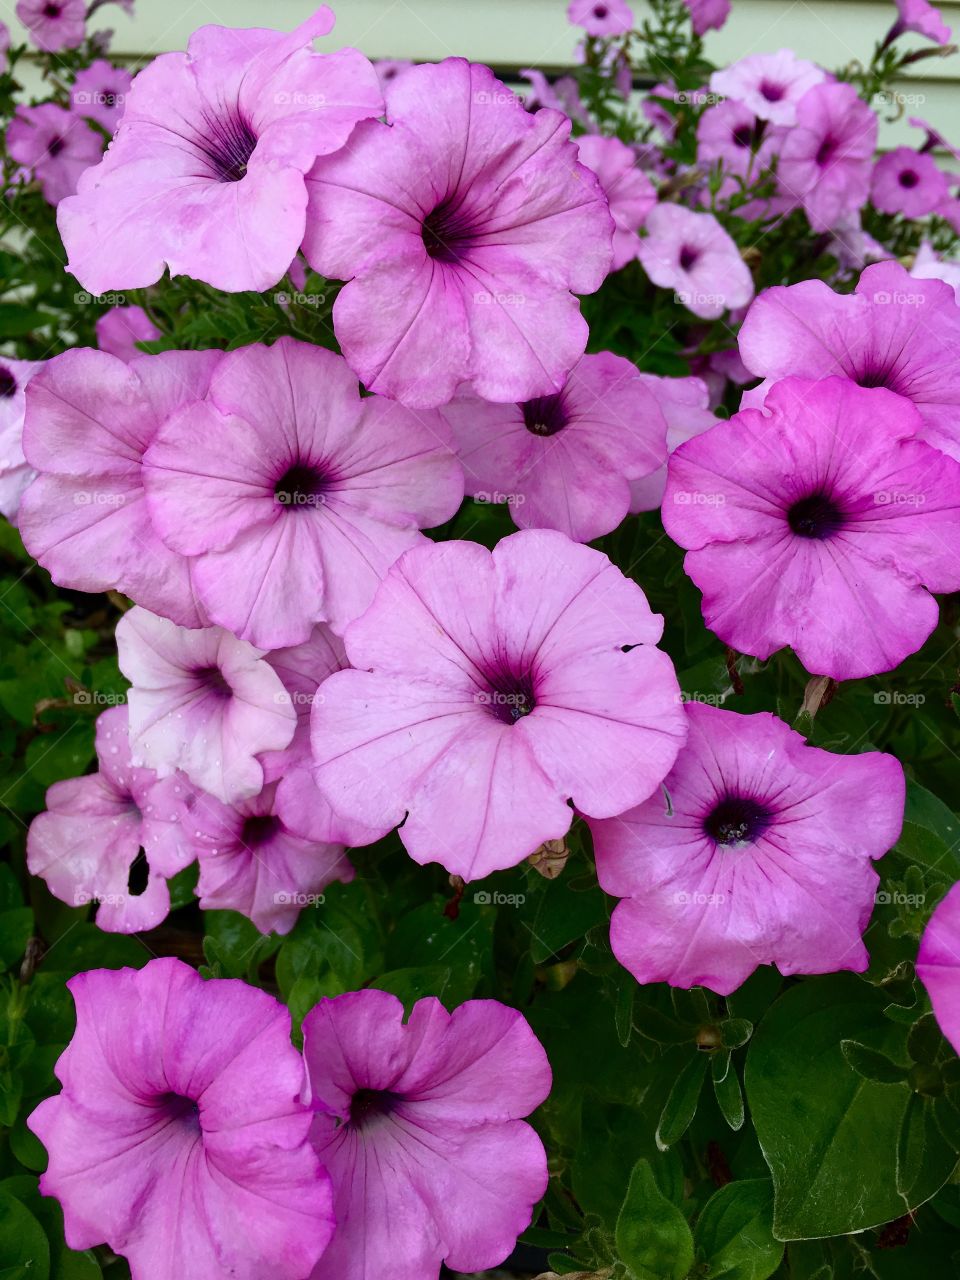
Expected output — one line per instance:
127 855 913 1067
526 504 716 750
898 169 920 189
43 2 62 15
157 1092 202 1131
732 124 753 148
481 671 537 724
787 491 846 539
127 849 149 897
704 795 772 846
759 80 785 103
421 198 475 264
349 1088 399 1127
0 367 16 398
194 665 233 698
199 109 258 183
815 136 836 167
101 89 119 108
274 463 328 510
593 3 609 15
241 814 282 848
679 244 700 271
522 393 567 436
47 135 65 158
854 362 897 391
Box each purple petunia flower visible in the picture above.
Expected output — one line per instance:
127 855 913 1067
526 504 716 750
16 0 84 51
307 530 687 880
710 50 825 126
94 304 161 363
57 9 383 294
373 57 414 88
445 351 667 542
628 373 718 512
637 203 755 319
302 988 551 1280
887 0 952 44
7 104 103 205
738 260 960 461
27 706 195 933
663 376 960 679
28 958 335 1280
682 0 731 35
301 58 613 408
576 134 656 271
912 240 960 300
0 355 43 522
70 59 133 132
116 607 296 804
777 81 877 231
567 0 634 36
142 338 464 648
18 348 220 627
917 883 960 1055
590 703 905 994
871 146 950 217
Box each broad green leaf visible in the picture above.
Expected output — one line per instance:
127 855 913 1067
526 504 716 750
615 1158 694 1280
0 1188 49 1280
656 1053 707 1149
694 1179 783 1280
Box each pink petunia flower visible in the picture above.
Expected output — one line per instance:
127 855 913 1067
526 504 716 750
682 0 731 35
567 0 634 36
28 958 334 1280
912 240 960 300
57 9 383 294
663 376 960 679
301 58 613 408
373 58 414 88
0 356 43 522
308 530 687 880
576 134 657 271
142 338 464 648
887 0 952 44
590 702 905 994
628 374 718 512
18 348 220 628
445 351 667 542
738 260 960 461
116 607 296 804
520 68 592 127
917 883 960 1055
189 782 353 936
70 59 133 132
637 203 755 319
696 100 782 179
777 81 877 231
710 51 825 126
27 706 194 933
302 988 551 1280
871 146 950 217
7 104 102 205
16 0 84 51
94 304 161 363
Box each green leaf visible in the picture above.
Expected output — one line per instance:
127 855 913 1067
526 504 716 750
0 1188 49 1280
370 966 453 1011
714 1054 746 1131
615 1158 694 1280
0 909 33 971
656 1052 707 1149
840 1039 910 1083
694 1179 784 1280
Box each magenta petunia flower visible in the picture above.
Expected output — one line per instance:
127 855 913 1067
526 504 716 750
628 373 718 512
445 351 667 542
695 101 783 209
912 240 960 300
301 58 613 409
590 702 905 995
567 0 634 36
520 68 592 127
57 9 383 294
682 0 731 35
738 260 960 462
70 59 133 132
663 377 960 679
373 58 414 88
309 530 687 880
189 781 353 936
0 356 43 522
777 82 877 231
7 104 102 205
94 304 161 363
871 146 949 217
116 607 296 804
710 51 825 126
142 338 464 648
576 134 656 271
917 883 960 1055
302 988 551 1280
18 348 220 627
637 203 754 319
16 0 84 51
887 0 952 44
28 958 334 1280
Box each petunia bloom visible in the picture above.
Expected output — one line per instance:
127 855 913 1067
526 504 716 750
15 0 84 51
567 0 634 36
18 348 220 627
589 702 905 994
57 9 383 294
7 104 102 205
628 373 718 512
445 351 667 542
737 260 960 462
28 958 334 1280
709 50 825 127
886 0 952 44
912 240 960 301
116 607 296 804
917 882 960 1055
576 134 656 271
871 146 950 217
0 356 43 522
682 0 731 35
302 988 551 1280
309 530 687 880
142 338 464 648
637 203 754 319
27 706 194 933
301 58 613 408
70 59 133 132
95 304 161 362
696 100 782 180
777 82 877 231
662 376 960 679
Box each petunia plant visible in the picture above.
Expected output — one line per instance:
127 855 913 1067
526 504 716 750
1 0 960 1277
